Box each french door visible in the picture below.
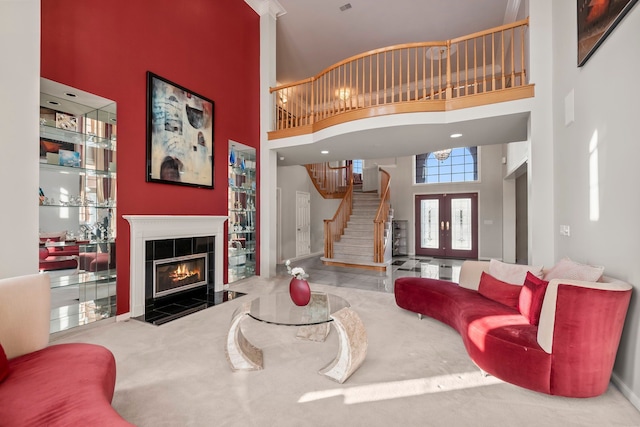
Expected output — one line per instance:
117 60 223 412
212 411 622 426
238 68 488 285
415 193 478 259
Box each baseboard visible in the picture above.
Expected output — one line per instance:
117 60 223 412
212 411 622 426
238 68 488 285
116 312 131 322
283 252 322 264
611 372 640 412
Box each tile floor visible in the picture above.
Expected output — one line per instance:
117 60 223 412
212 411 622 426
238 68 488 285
276 255 465 293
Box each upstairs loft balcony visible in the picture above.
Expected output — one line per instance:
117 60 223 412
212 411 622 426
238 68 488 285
269 18 533 140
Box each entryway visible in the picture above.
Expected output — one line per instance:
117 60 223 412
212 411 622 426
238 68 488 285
415 193 478 259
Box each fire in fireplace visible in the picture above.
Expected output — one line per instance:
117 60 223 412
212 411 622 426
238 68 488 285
154 253 208 298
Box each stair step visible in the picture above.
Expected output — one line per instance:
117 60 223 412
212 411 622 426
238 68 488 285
343 229 373 238
346 223 374 231
331 253 374 263
339 235 374 244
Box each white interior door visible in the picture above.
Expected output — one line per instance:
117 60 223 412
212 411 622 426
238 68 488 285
296 191 311 257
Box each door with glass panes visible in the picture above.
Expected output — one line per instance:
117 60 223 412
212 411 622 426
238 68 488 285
415 193 478 259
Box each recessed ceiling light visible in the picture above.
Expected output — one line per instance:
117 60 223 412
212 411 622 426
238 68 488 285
110 118 117 122
64 92 77 98
339 3 352 12
321 150 329 154
450 133 463 138
47 101 60 105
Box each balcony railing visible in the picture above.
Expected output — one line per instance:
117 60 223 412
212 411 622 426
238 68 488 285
270 18 531 139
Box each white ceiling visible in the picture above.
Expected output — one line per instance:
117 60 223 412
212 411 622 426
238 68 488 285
273 0 528 166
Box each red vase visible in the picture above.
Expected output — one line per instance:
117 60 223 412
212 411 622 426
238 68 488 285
289 278 311 306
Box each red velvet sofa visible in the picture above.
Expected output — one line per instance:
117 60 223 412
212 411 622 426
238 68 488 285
0 274 132 426
394 260 632 397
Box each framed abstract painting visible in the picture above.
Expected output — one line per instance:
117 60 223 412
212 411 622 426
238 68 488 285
578 0 638 66
146 72 215 188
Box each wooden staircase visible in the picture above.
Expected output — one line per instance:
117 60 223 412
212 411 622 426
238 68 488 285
305 162 392 271
328 191 382 264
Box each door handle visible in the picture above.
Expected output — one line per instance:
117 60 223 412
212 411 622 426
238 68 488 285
440 221 444 231
446 221 450 231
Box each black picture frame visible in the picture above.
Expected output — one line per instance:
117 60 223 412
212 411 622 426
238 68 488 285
146 72 214 188
578 0 638 67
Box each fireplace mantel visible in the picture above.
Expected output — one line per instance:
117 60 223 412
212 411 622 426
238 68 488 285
124 215 227 318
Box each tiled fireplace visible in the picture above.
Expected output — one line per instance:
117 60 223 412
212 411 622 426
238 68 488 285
124 215 230 321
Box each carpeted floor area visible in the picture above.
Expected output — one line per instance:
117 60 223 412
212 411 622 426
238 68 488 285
52 276 640 426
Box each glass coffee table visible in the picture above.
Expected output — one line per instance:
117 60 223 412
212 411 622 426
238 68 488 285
225 291 367 383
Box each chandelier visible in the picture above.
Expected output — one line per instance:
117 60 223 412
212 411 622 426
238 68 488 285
432 149 452 161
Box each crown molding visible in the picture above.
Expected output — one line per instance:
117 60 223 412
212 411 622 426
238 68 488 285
245 0 286 19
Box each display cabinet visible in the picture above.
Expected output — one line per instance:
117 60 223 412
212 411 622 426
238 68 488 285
392 220 408 256
39 79 117 333
228 141 256 283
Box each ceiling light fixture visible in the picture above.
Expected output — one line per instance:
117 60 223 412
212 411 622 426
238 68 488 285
450 133 462 138
64 92 77 98
425 44 458 61
339 3 352 12
336 88 351 100
47 101 60 106
321 150 329 154
432 149 452 161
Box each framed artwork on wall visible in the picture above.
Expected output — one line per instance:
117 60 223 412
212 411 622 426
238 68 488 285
578 0 638 66
146 72 215 188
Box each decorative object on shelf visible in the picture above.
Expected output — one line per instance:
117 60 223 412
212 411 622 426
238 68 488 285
578 0 639 66
286 260 311 306
55 113 78 131
58 149 81 167
146 72 215 188
229 147 236 166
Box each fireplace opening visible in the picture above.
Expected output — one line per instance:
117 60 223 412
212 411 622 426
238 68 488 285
154 253 207 298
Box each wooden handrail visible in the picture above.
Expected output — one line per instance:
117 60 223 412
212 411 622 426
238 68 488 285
450 17 529 43
324 177 354 259
305 163 352 199
270 19 530 134
373 169 391 263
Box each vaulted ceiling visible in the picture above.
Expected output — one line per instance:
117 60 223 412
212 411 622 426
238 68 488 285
272 0 528 165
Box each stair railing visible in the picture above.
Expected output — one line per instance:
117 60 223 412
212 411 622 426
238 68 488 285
324 177 354 259
373 168 391 263
270 18 530 135
305 163 352 199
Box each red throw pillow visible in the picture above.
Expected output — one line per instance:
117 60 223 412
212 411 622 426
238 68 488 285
518 271 550 325
0 342 9 383
478 271 522 310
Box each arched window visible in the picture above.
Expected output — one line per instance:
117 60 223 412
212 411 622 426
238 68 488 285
415 147 478 184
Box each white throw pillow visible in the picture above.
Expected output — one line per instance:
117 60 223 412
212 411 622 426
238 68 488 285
488 259 544 285
543 257 604 282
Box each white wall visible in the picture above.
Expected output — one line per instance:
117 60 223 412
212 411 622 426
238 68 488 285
551 1 640 406
385 144 505 260
0 1 40 278
527 0 556 268
277 165 340 261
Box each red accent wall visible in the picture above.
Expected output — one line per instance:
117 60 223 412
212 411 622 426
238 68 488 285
41 0 260 315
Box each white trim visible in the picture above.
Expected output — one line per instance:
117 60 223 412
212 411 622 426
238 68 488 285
244 0 286 18
612 372 640 412
124 215 227 318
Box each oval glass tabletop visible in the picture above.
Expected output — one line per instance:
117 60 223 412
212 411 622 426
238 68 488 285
247 292 350 326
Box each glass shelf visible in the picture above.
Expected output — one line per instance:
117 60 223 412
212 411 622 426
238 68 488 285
49 271 117 289
228 185 256 195
40 123 116 150
39 162 116 177
228 141 256 284
40 79 118 334
40 202 116 208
